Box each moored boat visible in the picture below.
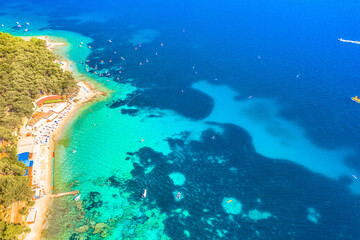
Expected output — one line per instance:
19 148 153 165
74 194 81 201
142 189 147 198
352 96 360 103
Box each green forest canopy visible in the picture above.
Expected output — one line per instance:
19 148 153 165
0 32 78 129
0 31 78 236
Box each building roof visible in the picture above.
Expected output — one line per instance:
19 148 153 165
36 95 63 106
47 112 58 122
26 208 37 223
28 111 53 126
33 118 47 129
18 152 29 161
52 103 68 113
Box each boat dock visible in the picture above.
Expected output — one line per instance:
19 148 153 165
338 38 360 45
50 190 79 199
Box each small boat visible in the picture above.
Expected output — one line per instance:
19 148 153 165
72 150 76 153
177 192 181 199
74 194 81 201
142 189 147 198
352 96 360 103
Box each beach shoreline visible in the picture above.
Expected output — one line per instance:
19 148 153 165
20 36 105 240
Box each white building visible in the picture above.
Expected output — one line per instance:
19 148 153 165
52 103 68 113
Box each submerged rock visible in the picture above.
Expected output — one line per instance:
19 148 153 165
75 225 89 233
75 201 83 211
93 222 107 234
222 197 242 214
89 220 96 228
101 229 110 238
247 209 272 221
107 218 117 227
307 208 320 223
86 192 103 209
168 172 186 186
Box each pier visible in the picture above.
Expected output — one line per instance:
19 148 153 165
50 190 79 199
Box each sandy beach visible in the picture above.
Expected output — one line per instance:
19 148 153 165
20 37 104 240
21 36 67 50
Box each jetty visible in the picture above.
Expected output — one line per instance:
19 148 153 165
338 38 360 45
50 190 79 199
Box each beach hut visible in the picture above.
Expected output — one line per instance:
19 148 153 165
26 208 37 224
34 189 41 199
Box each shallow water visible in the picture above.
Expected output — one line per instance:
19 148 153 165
1 0 360 239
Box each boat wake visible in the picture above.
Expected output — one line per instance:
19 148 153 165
338 38 360 45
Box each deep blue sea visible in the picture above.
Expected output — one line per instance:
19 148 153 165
1 0 360 239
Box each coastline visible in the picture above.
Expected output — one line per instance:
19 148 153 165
21 37 105 240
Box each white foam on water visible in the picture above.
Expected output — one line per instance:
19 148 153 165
192 81 355 185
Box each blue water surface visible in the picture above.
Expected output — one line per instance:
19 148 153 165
1 0 360 239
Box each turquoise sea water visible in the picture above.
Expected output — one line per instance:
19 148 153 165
1 0 360 239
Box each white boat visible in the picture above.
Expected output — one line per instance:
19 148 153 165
142 189 147 198
74 194 81 201
338 38 360 44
